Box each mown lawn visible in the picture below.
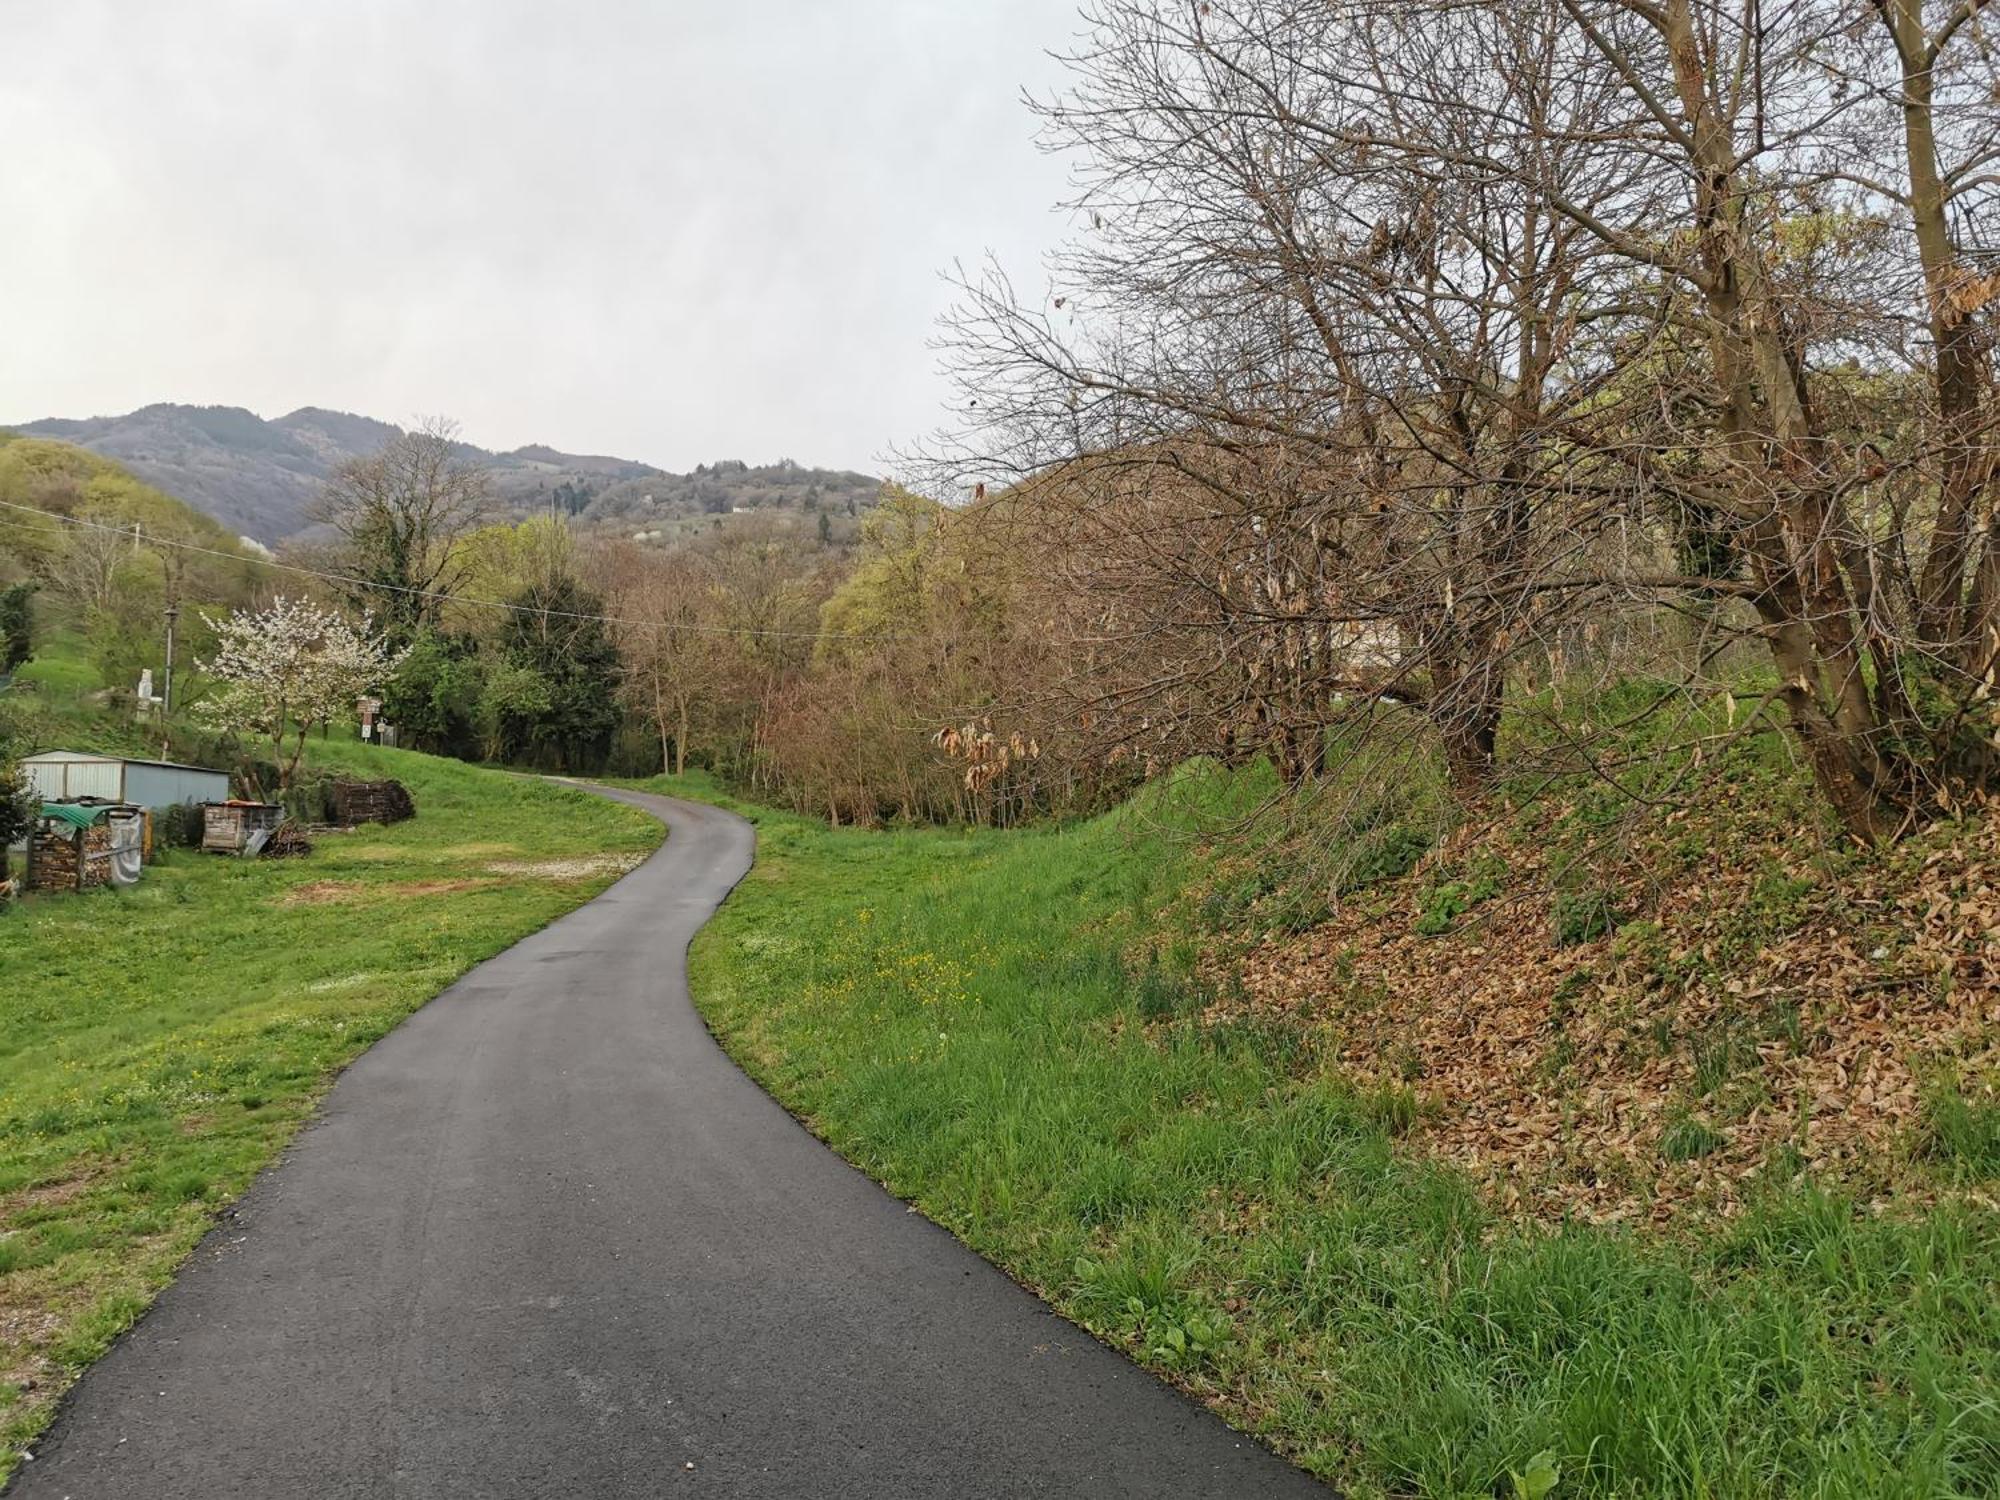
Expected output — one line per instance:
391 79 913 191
675 771 2000 1498
0 744 661 1477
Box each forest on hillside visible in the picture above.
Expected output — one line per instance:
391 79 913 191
0 427 889 797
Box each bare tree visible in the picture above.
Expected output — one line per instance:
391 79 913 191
1852 0 2000 656
49 507 136 613
310 417 493 640
924 0 2000 841
601 544 729 777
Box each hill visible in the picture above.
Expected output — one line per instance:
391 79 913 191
0 432 261 569
10 405 368 544
4 404 880 544
575 458 881 539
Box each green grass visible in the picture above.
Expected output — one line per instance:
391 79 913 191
7 629 101 700
1920 1083 2000 1180
0 741 661 1476
671 766 2000 1498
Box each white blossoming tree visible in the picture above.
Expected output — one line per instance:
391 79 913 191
198 596 406 792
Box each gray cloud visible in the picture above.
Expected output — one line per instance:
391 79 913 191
0 1 1082 472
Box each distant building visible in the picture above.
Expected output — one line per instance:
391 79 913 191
22 751 230 810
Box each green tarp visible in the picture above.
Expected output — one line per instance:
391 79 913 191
38 802 110 830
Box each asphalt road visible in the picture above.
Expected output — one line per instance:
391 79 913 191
9 789 1328 1498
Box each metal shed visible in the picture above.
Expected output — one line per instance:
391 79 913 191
22 751 231 811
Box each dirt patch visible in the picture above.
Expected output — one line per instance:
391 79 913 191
279 880 356 906
278 877 497 907
0 1174 93 1224
486 854 645 881
395 878 498 897
1202 799 1998 1225
0 1305 64 1397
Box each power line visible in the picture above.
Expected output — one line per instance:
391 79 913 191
0 498 916 643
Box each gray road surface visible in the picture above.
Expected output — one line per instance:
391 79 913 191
8 789 1327 1498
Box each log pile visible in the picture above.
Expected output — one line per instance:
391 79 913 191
261 821 314 859
28 824 113 893
330 779 415 826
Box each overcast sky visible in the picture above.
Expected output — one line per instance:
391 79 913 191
0 1 1083 475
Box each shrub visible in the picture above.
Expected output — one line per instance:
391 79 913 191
279 774 338 825
0 582 33 675
1343 822 1432 891
155 800 206 850
1414 862 1503 936
1553 886 1623 946
0 754 33 850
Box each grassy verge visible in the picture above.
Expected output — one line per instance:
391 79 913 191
671 769 2000 1498
0 743 661 1477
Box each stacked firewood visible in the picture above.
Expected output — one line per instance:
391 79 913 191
261 821 314 859
329 779 415 826
28 825 112 892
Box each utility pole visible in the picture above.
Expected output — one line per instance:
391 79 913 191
163 602 179 716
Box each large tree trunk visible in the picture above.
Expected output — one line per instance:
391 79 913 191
1425 630 1501 794
1663 0 1903 840
653 680 672 777
1441 704 1499 794
1881 0 1994 655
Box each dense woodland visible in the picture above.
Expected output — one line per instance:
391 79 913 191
0 425 930 814
0 416 1109 825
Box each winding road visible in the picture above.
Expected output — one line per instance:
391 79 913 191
9 790 1326 1498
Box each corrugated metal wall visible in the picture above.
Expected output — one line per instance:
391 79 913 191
24 758 124 802
125 764 230 809
22 757 231 809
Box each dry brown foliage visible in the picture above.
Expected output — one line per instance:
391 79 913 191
1203 796 1998 1224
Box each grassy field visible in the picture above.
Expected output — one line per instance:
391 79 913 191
673 769 2000 1498
5 630 101 702
0 741 661 1478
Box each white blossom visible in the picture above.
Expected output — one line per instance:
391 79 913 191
197 596 406 789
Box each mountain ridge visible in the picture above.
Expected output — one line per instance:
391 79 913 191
3 403 878 544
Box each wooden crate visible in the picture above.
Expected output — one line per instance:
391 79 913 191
202 801 284 853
